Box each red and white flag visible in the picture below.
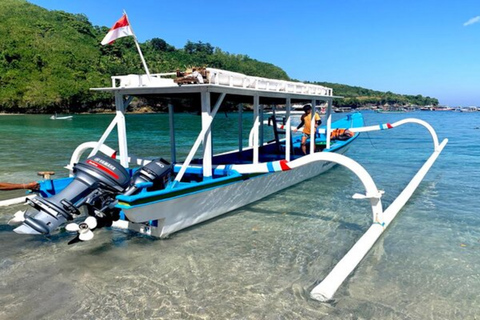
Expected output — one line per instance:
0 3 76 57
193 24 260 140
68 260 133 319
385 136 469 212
101 14 134 45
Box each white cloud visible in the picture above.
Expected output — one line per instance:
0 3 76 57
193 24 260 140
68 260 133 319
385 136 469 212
464 16 480 26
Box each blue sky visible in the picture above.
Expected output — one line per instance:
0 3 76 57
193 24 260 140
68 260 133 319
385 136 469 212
27 0 480 106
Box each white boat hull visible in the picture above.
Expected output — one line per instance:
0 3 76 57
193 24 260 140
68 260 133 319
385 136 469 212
123 147 349 238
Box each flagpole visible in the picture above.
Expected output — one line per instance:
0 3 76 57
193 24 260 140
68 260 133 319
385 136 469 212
123 10 151 79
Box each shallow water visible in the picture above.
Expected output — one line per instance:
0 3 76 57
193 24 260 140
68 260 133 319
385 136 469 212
0 111 479 319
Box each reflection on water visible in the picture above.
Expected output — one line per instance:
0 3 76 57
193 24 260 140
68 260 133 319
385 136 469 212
1 112 479 319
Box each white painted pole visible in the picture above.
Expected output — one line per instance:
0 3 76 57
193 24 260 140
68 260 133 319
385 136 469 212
310 138 448 302
310 99 316 154
123 10 151 79
68 141 117 174
201 91 213 178
168 104 176 163
173 93 225 185
253 95 260 164
285 98 291 161
114 93 129 168
87 115 119 158
345 118 440 151
259 104 264 146
326 99 332 149
238 104 243 152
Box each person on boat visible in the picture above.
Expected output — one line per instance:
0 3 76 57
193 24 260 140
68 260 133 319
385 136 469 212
191 68 204 84
295 104 322 154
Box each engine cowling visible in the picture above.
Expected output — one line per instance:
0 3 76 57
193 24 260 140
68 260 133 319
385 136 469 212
15 154 131 235
14 155 173 238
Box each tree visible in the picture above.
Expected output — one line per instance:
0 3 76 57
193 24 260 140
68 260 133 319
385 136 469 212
150 38 174 52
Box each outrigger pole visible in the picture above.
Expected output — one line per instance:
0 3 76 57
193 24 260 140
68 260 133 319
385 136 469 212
310 137 447 301
214 118 448 301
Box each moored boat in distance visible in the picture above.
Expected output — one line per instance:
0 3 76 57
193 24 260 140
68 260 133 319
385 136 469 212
50 113 73 120
420 106 434 111
454 106 478 112
375 107 409 113
433 106 454 111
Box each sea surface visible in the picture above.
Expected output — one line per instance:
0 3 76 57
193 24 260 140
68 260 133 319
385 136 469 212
0 111 478 320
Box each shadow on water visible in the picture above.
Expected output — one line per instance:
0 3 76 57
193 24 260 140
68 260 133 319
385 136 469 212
243 206 366 232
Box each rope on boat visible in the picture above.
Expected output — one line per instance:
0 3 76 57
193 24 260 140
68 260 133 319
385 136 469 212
0 182 39 191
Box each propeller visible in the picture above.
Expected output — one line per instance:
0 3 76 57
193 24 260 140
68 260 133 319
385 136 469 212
66 216 97 242
8 210 26 225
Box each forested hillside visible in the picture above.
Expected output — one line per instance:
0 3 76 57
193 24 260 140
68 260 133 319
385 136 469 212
313 82 438 107
0 0 437 113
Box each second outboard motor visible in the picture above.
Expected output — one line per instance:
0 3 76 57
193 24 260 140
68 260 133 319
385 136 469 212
15 154 131 235
125 158 172 196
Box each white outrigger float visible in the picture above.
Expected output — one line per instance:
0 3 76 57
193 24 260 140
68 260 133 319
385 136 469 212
5 68 447 301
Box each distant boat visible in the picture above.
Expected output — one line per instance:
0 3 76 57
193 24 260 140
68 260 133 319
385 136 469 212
433 106 454 111
454 106 478 112
375 108 408 113
50 113 73 120
420 106 434 111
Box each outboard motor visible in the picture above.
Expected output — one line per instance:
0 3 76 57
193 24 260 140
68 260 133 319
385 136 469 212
15 154 131 235
125 158 172 195
14 155 172 237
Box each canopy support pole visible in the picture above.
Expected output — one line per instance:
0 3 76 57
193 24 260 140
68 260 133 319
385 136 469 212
325 99 333 149
201 91 213 178
310 99 316 154
253 94 260 164
168 103 176 164
87 94 132 168
285 98 291 161
238 104 243 153
173 92 226 185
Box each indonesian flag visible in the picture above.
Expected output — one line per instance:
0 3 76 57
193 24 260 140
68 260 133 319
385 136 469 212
101 14 134 45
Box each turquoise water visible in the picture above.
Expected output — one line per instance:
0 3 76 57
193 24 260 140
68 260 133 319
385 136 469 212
0 111 479 319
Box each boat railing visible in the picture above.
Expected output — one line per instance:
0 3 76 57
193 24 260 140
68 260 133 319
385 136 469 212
111 73 176 88
109 68 333 96
205 68 332 96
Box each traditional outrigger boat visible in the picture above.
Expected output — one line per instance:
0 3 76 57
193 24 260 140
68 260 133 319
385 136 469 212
4 67 447 301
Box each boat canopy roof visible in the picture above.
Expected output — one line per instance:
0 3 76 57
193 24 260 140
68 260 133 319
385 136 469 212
91 67 341 103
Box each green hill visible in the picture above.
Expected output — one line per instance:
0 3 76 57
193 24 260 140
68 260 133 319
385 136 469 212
0 0 438 113
313 82 438 107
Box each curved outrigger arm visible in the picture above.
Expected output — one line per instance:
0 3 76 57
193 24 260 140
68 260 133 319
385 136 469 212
66 142 156 176
224 152 385 228
220 133 448 302
344 118 442 151
66 142 117 174
309 137 447 302
265 117 442 152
